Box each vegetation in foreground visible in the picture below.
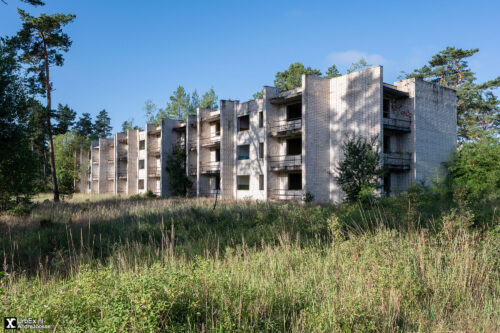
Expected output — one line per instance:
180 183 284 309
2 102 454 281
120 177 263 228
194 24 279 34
0 189 498 332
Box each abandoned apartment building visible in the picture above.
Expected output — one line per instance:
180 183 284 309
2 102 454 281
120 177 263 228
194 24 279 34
75 66 457 203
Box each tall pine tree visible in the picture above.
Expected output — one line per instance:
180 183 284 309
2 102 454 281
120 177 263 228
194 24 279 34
12 9 76 202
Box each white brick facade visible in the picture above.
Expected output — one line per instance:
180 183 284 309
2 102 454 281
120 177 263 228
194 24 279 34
77 67 456 203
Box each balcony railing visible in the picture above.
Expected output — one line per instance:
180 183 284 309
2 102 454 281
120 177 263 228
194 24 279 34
269 155 302 172
199 189 221 198
117 170 127 179
188 139 197 150
175 139 186 149
200 161 220 174
149 144 161 156
383 116 411 132
148 128 161 136
269 189 302 200
269 119 302 137
188 166 197 176
384 152 411 171
148 167 161 178
200 135 221 147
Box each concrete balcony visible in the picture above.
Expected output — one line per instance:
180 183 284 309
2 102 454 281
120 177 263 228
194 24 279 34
118 154 127 161
148 128 161 136
383 116 411 133
269 119 302 137
188 166 197 176
117 171 127 179
269 155 302 172
148 167 161 178
148 144 161 156
200 135 220 148
199 189 220 198
202 112 220 122
188 140 197 151
384 152 411 171
269 189 302 200
175 138 186 149
200 161 220 174
107 172 115 180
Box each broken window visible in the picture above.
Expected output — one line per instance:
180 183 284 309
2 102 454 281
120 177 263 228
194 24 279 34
288 173 302 190
259 112 263 128
286 138 301 155
139 159 145 169
384 135 391 153
237 145 250 160
237 175 250 190
214 121 221 136
259 142 264 159
138 179 145 190
139 140 145 150
286 103 302 121
238 115 249 131
259 175 264 191
383 99 390 118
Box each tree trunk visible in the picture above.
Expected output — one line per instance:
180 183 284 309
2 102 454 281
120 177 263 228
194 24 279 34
43 40 59 202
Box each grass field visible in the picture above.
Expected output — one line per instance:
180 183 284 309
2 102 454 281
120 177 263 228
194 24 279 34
1 193 499 332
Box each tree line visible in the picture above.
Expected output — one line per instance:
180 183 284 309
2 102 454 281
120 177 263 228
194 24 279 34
0 0 498 211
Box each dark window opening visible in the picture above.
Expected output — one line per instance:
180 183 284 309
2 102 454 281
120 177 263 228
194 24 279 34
138 179 145 190
139 159 145 169
287 138 302 155
384 175 391 196
237 145 250 160
286 103 302 121
215 148 220 162
258 112 263 128
383 99 390 118
259 175 264 190
288 173 302 190
259 142 264 159
384 135 391 153
215 121 221 136
237 175 250 190
215 175 220 190
139 140 145 150
238 115 249 131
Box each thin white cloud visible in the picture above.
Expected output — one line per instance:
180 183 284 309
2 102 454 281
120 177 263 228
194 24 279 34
327 50 389 66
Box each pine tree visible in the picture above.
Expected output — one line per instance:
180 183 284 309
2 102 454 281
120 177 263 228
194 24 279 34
54 103 76 135
12 9 76 202
200 87 218 110
93 109 112 138
407 47 499 144
74 113 94 138
274 62 322 90
325 65 341 78
165 86 191 121
346 58 371 74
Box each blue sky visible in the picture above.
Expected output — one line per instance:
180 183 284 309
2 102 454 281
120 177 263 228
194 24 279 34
1 0 499 132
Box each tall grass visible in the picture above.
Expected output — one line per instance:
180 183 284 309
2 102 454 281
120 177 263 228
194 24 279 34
1 195 499 331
